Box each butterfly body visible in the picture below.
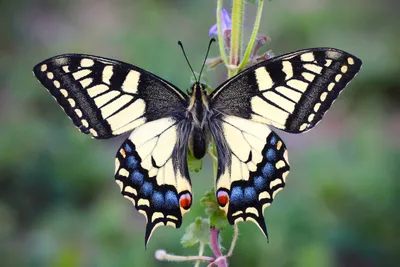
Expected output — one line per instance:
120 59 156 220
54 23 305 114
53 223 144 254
187 82 210 159
33 47 361 245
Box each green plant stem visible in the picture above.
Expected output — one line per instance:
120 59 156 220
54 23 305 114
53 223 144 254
194 243 205 267
227 224 239 257
238 0 264 72
229 0 245 77
217 0 229 65
207 2 264 264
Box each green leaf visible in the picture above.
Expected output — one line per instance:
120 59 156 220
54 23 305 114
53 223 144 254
181 217 210 248
210 209 229 230
200 189 229 230
188 150 202 173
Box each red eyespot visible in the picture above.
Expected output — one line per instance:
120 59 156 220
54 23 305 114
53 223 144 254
217 190 229 207
179 193 192 210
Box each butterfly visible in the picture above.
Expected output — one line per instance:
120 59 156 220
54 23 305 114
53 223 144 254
33 43 361 245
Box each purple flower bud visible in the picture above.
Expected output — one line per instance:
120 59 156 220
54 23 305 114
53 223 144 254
209 8 232 36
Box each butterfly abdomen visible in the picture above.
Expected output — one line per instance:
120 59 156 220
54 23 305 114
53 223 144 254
189 126 208 159
186 82 210 159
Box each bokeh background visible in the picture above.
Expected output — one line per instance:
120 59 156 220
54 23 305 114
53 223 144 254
1 0 399 266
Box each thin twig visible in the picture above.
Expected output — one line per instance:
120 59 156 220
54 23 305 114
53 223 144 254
155 250 214 263
194 243 205 267
227 224 239 257
207 256 228 267
215 257 228 266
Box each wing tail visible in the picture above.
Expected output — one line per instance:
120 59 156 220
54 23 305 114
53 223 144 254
114 118 192 245
210 116 289 240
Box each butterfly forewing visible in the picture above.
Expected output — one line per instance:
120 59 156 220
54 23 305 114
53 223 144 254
33 54 187 138
210 48 362 133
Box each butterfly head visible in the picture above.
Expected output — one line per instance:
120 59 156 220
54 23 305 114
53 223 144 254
187 82 207 96
178 38 215 97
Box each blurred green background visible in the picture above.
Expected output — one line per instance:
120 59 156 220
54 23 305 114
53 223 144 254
0 0 399 266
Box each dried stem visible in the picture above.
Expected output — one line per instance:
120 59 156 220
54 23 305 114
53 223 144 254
155 250 214 263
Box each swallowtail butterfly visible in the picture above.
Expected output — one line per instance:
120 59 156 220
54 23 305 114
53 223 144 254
33 43 361 245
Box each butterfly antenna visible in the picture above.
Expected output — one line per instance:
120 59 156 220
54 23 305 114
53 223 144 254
178 41 197 83
198 38 216 82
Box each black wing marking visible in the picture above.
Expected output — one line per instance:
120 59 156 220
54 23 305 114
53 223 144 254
33 54 187 139
210 48 362 133
114 117 192 246
208 115 289 239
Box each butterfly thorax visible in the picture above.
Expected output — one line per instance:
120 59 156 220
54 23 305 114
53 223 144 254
187 82 210 159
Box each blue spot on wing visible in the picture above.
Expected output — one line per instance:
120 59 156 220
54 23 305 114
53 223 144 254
131 171 144 186
230 186 243 206
165 191 179 209
152 191 164 209
270 136 277 145
141 182 153 197
262 163 275 178
124 143 132 153
127 156 138 169
266 148 276 161
244 187 256 203
254 176 266 191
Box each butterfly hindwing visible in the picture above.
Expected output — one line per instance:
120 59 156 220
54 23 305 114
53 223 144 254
209 116 289 237
33 54 187 138
210 48 362 133
114 117 193 245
